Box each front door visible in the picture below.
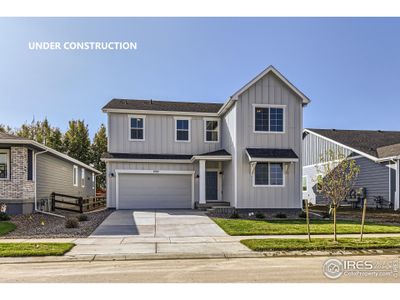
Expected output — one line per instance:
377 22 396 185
206 171 218 201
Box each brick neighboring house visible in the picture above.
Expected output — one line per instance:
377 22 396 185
0 132 101 214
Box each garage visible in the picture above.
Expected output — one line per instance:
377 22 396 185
117 171 193 209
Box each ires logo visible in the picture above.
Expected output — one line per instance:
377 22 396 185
323 259 373 279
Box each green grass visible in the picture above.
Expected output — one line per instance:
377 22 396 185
0 222 16 236
0 243 75 257
241 237 400 251
212 218 400 236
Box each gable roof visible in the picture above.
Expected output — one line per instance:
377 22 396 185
305 128 400 160
229 65 311 105
103 99 222 114
102 65 311 116
0 132 101 174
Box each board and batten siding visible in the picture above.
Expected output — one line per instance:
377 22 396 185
106 162 196 208
108 113 221 155
36 153 96 201
302 131 352 166
221 104 237 206
234 72 303 209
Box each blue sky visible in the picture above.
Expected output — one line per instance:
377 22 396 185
1 18 400 137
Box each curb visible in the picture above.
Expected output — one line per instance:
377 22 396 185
1 248 399 264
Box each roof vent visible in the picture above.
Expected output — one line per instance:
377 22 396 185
332 129 336 131
150 99 153 104
377 130 382 133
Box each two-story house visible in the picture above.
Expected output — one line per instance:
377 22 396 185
101 66 310 210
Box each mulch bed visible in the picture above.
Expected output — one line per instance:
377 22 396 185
3 209 114 239
206 210 304 220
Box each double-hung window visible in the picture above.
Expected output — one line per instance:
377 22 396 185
254 105 284 133
130 116 145 141
81 169 85 188
0 149 10 180
175 118 190 142
254 162 284 186
204 119 219 142
73 165 78 187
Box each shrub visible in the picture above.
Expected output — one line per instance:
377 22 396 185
230 211 240 219
78 214 88 222
322 212 331 219
275 212 287 219
255 212 265 219
298 211 307 218
65 218 79 228
0 212 10 221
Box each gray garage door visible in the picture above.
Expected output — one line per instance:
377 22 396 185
118 173 192 209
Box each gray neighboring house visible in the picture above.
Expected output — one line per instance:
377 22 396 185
302 128 400 210
0 132 101 214
102 65 310 210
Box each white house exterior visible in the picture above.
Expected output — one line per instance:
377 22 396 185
102 66 310 210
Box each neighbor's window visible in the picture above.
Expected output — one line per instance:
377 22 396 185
205 119 219 142
254 106 284 132
27 149 33 181
302 176 308 192
130 116 145 140
254 162 284 186
92 172 95 190
0 149 10 180
81 169 85 188
175 119 190 142
73 165 78 186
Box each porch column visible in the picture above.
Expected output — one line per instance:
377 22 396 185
199 159 206 204
396 160 400 210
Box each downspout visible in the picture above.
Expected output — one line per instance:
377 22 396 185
34 150 64 217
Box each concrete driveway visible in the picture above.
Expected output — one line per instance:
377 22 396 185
90 210 227 238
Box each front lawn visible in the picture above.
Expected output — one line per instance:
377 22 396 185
0 222 16 236
0 243 75 257
212 218 400 236
241 237 400 251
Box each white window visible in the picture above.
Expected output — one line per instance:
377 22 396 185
253 104 285 133
302 176 308 192
0 149 10 180
204 119 219 142
175 118 191 142
73 165 78 186
81 169 85 188
253 162 284 187
92 172 95 190
129 115 145 141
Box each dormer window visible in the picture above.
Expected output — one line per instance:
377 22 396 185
129 115 145 141
253 105 285 133
175 118 191 142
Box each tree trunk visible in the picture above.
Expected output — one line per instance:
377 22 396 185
360 198 367 241
333 205 337 242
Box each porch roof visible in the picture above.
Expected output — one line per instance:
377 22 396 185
246 148 299 162
191 149 232 162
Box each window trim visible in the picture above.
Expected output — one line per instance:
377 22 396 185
302 175 308 192
252 162 285 187
204 118 220 143
174 117 191 143
128 115 146 141
92 172 95 190
73 165 78 187
252 104 286 134
0 149 10 181
81 168 85 188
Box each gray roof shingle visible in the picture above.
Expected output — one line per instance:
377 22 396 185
246 148 299 159
307 128 400 159
102 99 223 113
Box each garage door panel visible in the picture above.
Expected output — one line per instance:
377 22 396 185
118 173 192 209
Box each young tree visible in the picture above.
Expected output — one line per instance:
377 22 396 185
316 149 360 241
63 120 91 165
91 124 107 189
